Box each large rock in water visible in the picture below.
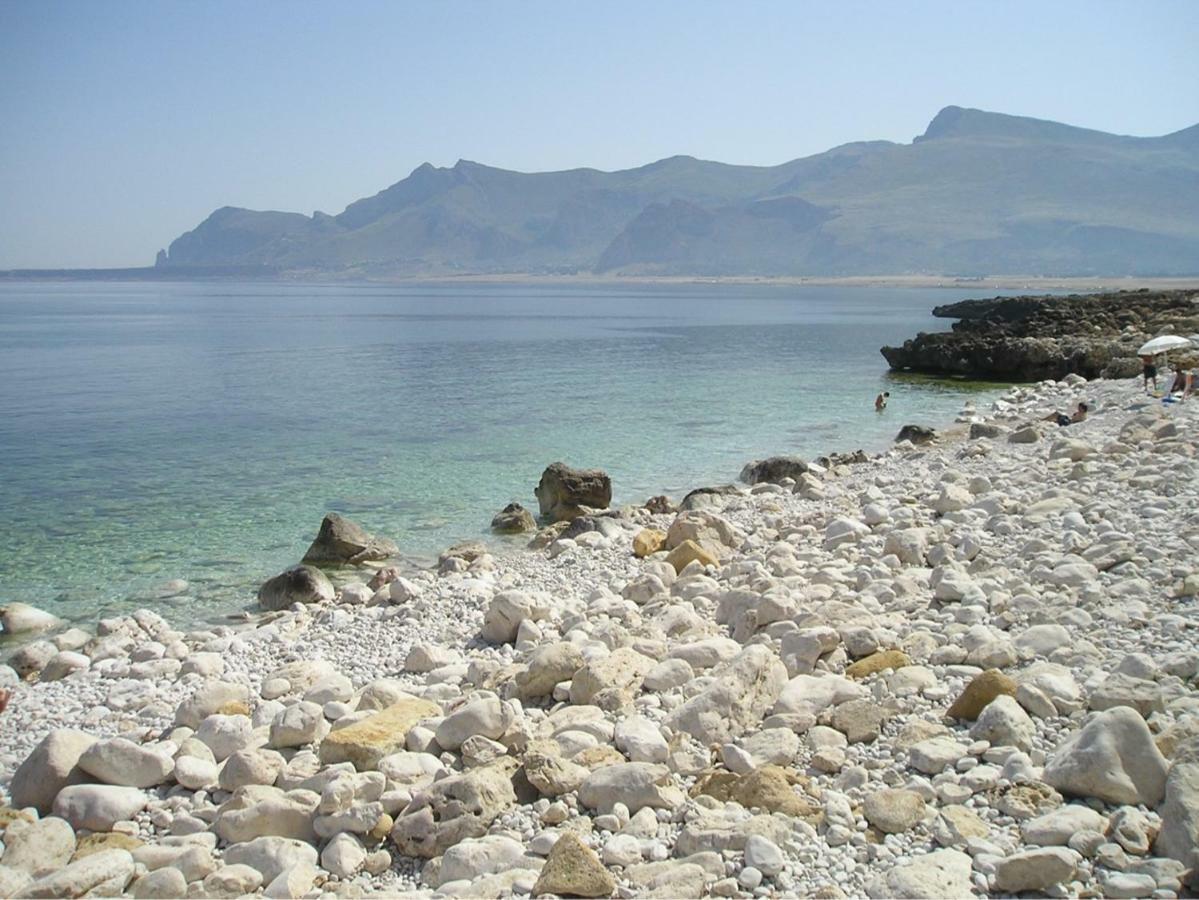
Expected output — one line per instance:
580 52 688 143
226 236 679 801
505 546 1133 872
896 424 936 444
740 456 809 484
301 513 397 566
257 565 335 611
534 462 611 523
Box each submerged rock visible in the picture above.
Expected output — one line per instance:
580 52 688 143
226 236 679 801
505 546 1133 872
490 502 536 534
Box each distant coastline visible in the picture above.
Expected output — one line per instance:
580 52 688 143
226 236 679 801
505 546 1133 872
2 268 1198 293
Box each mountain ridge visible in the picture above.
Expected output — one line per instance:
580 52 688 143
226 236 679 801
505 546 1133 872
158 106 1199 277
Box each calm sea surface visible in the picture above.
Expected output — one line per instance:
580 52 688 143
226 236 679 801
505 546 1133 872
0 281 1012 626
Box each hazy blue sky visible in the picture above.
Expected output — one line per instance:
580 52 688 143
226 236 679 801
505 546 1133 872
2 0 1197 268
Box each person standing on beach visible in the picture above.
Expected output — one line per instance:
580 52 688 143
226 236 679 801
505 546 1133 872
1141 355 1158 393
875 391 890 411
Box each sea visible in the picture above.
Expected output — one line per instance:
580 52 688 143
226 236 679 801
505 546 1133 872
0 280 1014 628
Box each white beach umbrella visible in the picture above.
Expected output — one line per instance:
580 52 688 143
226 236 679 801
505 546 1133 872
1138 334 1192 356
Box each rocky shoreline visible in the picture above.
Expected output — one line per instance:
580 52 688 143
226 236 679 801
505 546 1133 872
881 288 1199 380
0 374 1197 899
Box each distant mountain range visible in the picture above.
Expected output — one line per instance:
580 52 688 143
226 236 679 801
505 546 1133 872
157 106 1199 277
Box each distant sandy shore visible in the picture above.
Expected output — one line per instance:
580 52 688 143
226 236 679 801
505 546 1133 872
364 272 1199 292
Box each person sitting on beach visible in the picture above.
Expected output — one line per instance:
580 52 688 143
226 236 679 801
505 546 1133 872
1042 402 1088 427
1169 369 1189 395
1141 355 1158 393
1182 369 1196 402
875 391 890 411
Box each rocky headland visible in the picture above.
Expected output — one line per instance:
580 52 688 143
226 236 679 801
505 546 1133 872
0 375 1197 899
882 288 1199 380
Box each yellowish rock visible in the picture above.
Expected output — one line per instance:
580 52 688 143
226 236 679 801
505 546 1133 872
690 766 823 823
533 832 615 898
665 540 718 574
947 669 1016 720
318 696 440 769
632 528 667 558
72 832 143 860
846 649 912 679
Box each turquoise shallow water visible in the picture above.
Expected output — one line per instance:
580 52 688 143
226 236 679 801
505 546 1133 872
0 281 1010 626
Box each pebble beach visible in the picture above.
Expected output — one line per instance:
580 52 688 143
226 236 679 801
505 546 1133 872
0 373 1197 899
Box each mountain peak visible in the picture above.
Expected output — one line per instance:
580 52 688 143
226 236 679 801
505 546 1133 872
916 105 1130 146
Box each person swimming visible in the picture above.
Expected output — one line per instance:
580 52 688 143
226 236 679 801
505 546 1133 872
875 391 890 411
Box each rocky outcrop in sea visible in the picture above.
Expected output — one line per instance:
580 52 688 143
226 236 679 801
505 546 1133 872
0 375 1197 898
881 288 1199 380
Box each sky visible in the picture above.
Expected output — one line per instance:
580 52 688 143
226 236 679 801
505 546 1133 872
1 0 1197 268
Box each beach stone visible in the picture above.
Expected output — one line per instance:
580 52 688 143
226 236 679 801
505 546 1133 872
196 713 254 760
1102 872 1159 898
175 680 251 727
436 695 513 750
268 701 329 748
947 668 1016 720
320 833 367 879
131 867 188 899
10 728 97 813
970 694 1034 750
482 590 545 643
257 565 335 611
0 867 33 899
263 862 316 899
220 748 287 790
665 510 740 554
909 736 969 775
665 540 718 573
865 848 973 899
535 462 612 522
516 642 584 697
831 698 887 743
580 762 683 814
173 754 218 789
1043 706 1168 805
1089 673 1166 716
883 528 929 566
864 788 926 834
532 832 615 898
10 640 55 677
78 737 173 788
1015 623 1072 658
319 695 439 769
931 805 988 848
524 742 589 796
633 528 667 558
845 649 910 679
690 766 820 819
53 784 147 831
570 647 654 708
743 834 784 877
1154 739 1199 883
23 848 135 899
40 651 90 681
666 645 786 744
0 602 61 634
391 758 519 858
1 816 76 875
615 716 670 763
214 790 318 844
72 833 142 859
438 834 526 886
301 512 396 565
993 846 1080 893
222 837 317 885
896 424 936 444
1021 805 1108 845
644 658 693 692
624 860 706 898
740 727 800 768
491 502 536 534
